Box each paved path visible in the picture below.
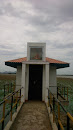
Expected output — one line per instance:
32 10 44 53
10 101 52 130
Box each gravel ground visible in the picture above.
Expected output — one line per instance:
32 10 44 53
10 101 52 130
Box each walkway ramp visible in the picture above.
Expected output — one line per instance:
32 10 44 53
10 101 52 130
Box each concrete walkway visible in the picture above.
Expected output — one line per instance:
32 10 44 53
10 101 52 130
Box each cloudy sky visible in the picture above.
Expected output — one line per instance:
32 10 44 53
0 0 73 74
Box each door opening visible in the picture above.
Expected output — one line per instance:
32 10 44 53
28 65 43 100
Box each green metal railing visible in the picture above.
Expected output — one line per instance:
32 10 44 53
0 87 23 130
4 83 15 97
49 85 68 101
57 86 68 101
48 89 73 130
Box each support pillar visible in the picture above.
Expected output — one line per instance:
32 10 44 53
21 63 26 102
16 66 22 91
25 64 29 100
45 63 49 103
42 65 45 101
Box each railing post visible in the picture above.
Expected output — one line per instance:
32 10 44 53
13 85 15 92
2 101 5 130
4 85 5 97
58 102 60 130
50 93 52 105
67 115 70 130
11 83 12 93
2 121 4 130
19 89 21 105
10 95 13 121
67 87 68 101
16 92 18 111
58 102 60 120
64 87 65 98
57 87 58 99
49 92 51 113
20 89 21 98
8 84 9 93
53 97 55 122
58 123 60 130
62 87 63 96
48 90 49 107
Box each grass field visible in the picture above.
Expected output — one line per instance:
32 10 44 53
0 74 16 80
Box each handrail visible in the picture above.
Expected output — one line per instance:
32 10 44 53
0 87 23 130
57 85 68 101
67 112 73 122
48 88 73 130
2 82 15 97
57 82 73 90
59 101 67 113
58 120 64 130
49 88 67 113
49 85 68 101
0 87 23 105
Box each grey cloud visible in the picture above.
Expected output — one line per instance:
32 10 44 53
0 0 72 34
0 0 73 74
0 2 13 15
1 0 73 23
53 43 73 49
66 50 73 57
0 49 24 56
0 44 25 56
59 0 73 17
34 1 73 29
0 44 12 49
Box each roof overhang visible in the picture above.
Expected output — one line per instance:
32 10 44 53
5 62 22 68
5 61 69 69
50 63 69 69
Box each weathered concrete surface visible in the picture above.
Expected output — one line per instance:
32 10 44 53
10 101 52 130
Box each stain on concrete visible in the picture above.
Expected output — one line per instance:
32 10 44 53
10 101 52 130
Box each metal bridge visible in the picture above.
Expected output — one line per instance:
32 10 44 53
0 85 73 130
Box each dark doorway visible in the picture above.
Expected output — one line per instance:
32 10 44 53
28 65 43 100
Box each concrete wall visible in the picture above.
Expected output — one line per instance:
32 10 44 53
16 66 22 90
16 64 27 102
49 65 57 94
16 63 57 103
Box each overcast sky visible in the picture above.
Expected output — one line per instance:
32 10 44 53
0 0 73 74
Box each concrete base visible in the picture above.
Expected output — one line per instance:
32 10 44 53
46 102 58 130
4 103 23 130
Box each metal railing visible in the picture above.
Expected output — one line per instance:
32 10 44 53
0 87 23 130
57 86 68 101
49 85 68 101
48 89 73 130
4 83 15 97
